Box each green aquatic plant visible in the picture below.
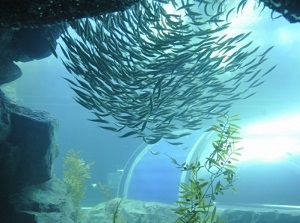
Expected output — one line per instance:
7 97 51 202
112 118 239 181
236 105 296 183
63 149 93 222
171 114 243 223
112 198 123 223
105 198 125 223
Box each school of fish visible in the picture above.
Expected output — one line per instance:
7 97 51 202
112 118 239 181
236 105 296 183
60 0 276 144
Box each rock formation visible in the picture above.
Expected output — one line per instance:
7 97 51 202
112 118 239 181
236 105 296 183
82 198 178 223
0 91 76 223
261 0 300 23
81 199 300 223
0 0 140 28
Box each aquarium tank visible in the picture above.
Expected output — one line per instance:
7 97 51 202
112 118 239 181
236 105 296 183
0 0 300 223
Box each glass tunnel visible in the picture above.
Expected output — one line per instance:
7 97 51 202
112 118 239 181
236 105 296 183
117 112 300 209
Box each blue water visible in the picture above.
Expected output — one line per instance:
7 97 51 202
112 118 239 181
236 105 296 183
7 1 300 209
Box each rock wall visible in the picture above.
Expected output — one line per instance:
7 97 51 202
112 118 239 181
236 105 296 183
0 91 75 223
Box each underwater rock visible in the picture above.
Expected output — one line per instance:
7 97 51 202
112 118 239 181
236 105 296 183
82 198 300 223
0 24 63 85
0 91 10 143
0 56 22 85
9 178 76 223
261 0 300 23
81 199 300 223
0 28 21 85
0 91 66 223
3 97 59 191
220 207 300 223
0 0 140 28
82 198 178 223
8 25 62 62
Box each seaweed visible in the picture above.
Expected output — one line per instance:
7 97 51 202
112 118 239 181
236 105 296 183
171 114 243 223
63 149 93 222
112 198 123 223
